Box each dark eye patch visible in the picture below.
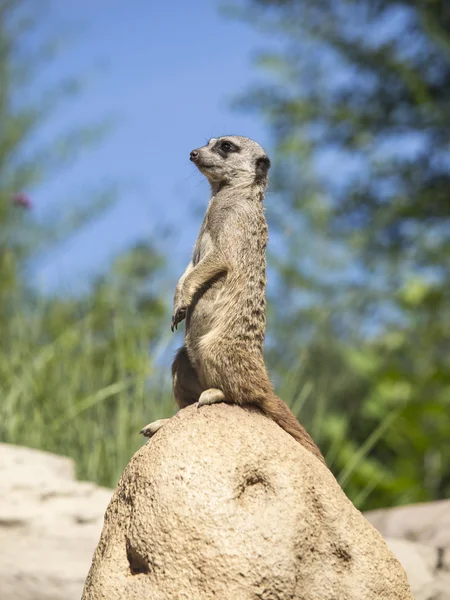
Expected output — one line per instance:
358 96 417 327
212 139 240 158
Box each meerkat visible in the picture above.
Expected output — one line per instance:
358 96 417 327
141 136 325 464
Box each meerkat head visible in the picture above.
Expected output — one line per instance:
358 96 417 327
190 135 271 195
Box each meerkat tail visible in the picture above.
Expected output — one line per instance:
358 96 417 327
261 393 326 465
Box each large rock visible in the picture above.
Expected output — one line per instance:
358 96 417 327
368 503 450 600
82 403 413 600
366 500 450 548
0 443 112 600
385 539 450 600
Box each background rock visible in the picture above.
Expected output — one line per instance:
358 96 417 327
82 403 412 600
366 501 450 548
368 504 450 600
384 539 450 600
0 443 112 600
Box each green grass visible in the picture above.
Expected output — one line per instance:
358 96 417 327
0 293 409 508
0 295 175 487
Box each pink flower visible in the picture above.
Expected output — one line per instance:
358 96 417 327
12 193 32 209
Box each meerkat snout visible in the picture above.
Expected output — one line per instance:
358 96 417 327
190 149 199 162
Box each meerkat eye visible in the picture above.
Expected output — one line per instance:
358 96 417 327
221 141 232 152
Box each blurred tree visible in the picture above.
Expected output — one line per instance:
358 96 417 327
232 0 450 507
0 0 115 301
0 0 169 486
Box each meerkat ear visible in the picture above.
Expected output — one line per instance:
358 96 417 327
255 155 271 184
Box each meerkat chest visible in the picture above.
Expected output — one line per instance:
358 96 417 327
192 202 221 265
192 227 214 266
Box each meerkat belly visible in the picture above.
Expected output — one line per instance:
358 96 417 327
195 272 266 358
184 228 225 347
185 275 226 342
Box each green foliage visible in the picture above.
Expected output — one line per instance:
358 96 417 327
0 1 171 487
0 1 115 292
0 245 172 486
234 0 450 508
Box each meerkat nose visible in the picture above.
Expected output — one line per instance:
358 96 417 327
190 150 199 162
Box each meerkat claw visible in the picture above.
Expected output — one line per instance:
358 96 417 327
171 307 186 332
140 418 170 438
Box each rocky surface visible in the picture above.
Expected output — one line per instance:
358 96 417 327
1 412 449 599
366 500 450 548
0 443 112 600
367 504 450 600
82 403 412 600
386 539 450 600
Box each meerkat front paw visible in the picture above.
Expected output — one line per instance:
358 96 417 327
171 304 187 331
198 388 226 407
139 418 170 438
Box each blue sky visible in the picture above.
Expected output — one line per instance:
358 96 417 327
31 0 271 293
